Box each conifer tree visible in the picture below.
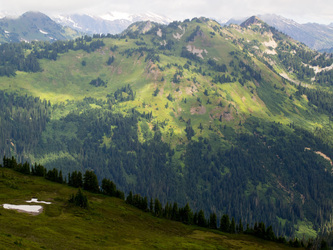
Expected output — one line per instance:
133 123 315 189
230 217 236 233
126 191 133 204
172 202 179 221
197 209 206 227
209 212 217 229
238 219 244 233
154 198 162 217
150 198 154 212
83 170 99 193
220 214 230 232
182 203 192 225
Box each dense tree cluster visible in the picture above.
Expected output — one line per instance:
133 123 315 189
296 85 333 114
89 77 107 87
0 36 105 76
107 84 135 104
2 155 123 200
45 168 63 183
68 188 89 208
68 171 83 188
315 69 333 86
207 59 227 73
125 189 309 248
0 91 50 159
0 42 40 76
212 74 233 84
186 25 202 42
228 54 262 84
101 178 125 199
106 56 114 65
180 47 202 62
182 120 333 238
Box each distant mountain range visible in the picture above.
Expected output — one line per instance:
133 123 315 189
0 11 81 43
224 14 333 52
52 13 333 52
0 11 332 53
52 12 172 35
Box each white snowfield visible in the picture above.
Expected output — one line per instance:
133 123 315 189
2 198 51 214
2 204 43 214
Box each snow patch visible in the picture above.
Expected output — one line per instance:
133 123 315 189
100 11 131 21
263 37 277 55
39 29 48 35
157 28 162 37
2 198 51 214
173 33 183 40
142 22 152 33
3 204 43 214
304 63 333 74
186 45 207 59
26 198 52 204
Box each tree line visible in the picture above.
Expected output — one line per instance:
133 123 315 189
0 36 105 76
1 154 317 248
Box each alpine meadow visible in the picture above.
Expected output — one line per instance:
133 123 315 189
1 13 333 248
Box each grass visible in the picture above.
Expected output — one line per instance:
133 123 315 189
294 220 317 240
0 168 294 249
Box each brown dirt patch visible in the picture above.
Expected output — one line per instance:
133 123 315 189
223 112 233 121
190 105 206 115
185 83 198 95
314 151 333 166
210 106 234 121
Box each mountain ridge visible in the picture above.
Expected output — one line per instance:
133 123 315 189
0 11 81 43
223 14 333 51
52 11 172 35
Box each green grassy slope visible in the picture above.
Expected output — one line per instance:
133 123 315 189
0 168 293 249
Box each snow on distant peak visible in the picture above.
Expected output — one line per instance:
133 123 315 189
100 11 132 21
39 29 48 35
100 11 171 24
130 11 172 24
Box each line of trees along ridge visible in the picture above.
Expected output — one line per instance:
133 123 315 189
1 155 326 249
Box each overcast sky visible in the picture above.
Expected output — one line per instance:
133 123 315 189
0 0 332 24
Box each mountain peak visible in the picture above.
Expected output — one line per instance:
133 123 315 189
21 11 50 20
240 16 263 27
0 11 81 43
